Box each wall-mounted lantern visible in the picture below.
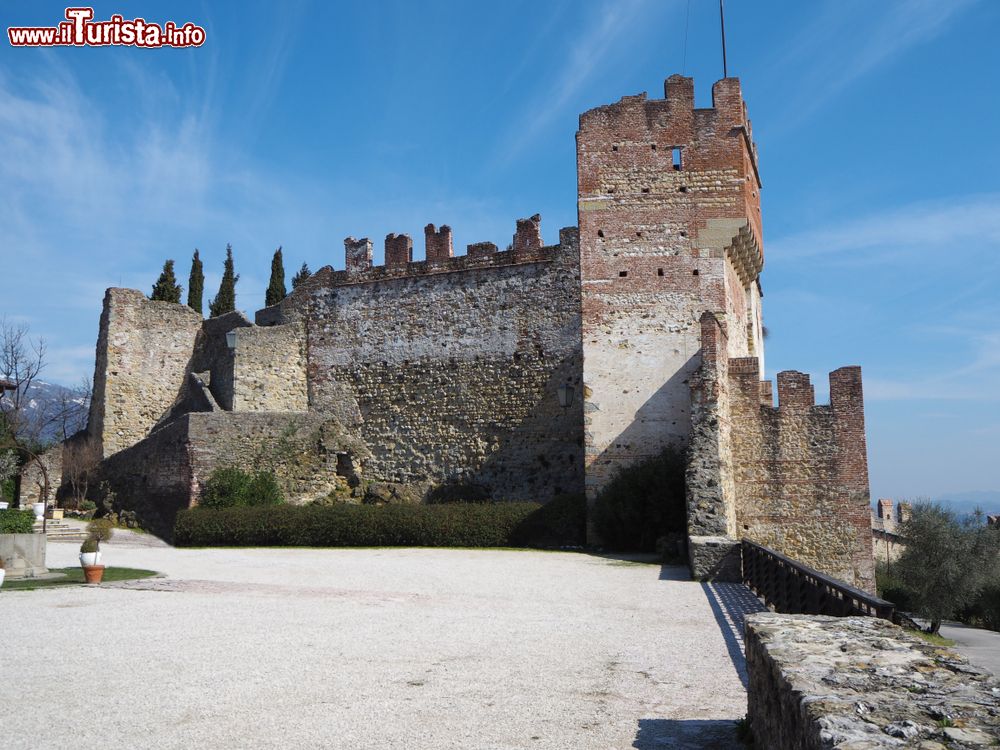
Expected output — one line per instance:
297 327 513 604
226 330 238 350
557 383 575 408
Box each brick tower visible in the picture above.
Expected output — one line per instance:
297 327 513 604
577 75 765 513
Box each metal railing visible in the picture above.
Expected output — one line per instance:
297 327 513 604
741 540 895 621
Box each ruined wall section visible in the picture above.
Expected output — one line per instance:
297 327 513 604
88 289 203 458
727 360 875 591
266 226 584 501
231 323 308 412
577 76 765 506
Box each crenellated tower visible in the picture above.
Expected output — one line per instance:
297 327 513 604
577 75 765 508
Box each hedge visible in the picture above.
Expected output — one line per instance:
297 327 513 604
175 502 545 548
0 509 36 534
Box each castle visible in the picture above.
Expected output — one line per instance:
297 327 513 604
71 75 875 591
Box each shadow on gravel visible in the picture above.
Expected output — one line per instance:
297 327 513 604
700 582 766 688
632 717 739 749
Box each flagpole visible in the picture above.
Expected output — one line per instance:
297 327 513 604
720 0 729 78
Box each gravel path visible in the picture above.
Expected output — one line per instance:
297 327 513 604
2 541 750 749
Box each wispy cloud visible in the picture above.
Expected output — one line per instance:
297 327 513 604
863 326 1000 402
767 193 1000 264
491 0 652 165
767 0 980 129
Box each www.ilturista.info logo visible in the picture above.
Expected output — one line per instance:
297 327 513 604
8 7 206 48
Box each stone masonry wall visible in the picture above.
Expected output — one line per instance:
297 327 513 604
270 224 584 501
89 289 202 457
231 323 308 412
577 75 765 514
18 445 62 506
746 614 1000 749
687 312 875 590
728 357 875 591
97 417 194 538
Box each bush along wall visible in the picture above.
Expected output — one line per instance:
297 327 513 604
0 509 36 534
175 502 547 548
590 447 687 552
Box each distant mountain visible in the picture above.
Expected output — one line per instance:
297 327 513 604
2 380 89 446
935 491 1000 516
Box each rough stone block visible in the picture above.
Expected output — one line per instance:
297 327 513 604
746 614 1000 749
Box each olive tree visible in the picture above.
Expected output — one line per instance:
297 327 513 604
894 502 1000 634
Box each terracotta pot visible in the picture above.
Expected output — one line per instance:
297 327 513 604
82 565 105 584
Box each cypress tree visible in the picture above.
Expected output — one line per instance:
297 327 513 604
209 244 239 317
150 260 182 303
291 262 312 289
265 247 287 306
187 249 204 315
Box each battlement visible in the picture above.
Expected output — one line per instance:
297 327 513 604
578 75 757 183
256 218 577 327
424 223 454 262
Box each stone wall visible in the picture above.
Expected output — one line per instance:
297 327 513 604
688 313 875 591
231 323 308 412
18 445 62 506
186 411 359 505
267 223 584 502
88 289 202 457
746 614 1000 749
576 75 765 516
97 417 194 538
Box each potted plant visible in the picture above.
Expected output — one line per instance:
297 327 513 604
79 518 114 584
79 537 101 567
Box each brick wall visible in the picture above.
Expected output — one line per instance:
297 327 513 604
577 75 765 518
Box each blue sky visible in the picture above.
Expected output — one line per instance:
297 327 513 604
1 1 997 505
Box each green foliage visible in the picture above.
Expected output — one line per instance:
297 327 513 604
80 537 98 553
968 583 1000 631
291 262 312 289
187 248 204 315
208 244 240 317
80 499 97 513
199 467 284 509
265 246 287 306
875 566 914 613
87 517 114 550
150 259 183 303
893 502 1000 633
509 493 587 548
0 509 35 534
591 446 687 552
175 502 542 548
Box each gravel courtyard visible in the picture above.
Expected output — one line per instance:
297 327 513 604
2 536 755 749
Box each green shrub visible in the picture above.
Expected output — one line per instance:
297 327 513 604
510 493 587 548
0 509 36 534
590 446 686 552
87 518 114 550
80 538 98 554
199 467 284 509
175 502 541 548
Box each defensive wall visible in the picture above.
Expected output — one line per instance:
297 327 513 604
688 313 875 590
68 74 878 589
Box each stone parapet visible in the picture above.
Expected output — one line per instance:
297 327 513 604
746 614 1000 749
